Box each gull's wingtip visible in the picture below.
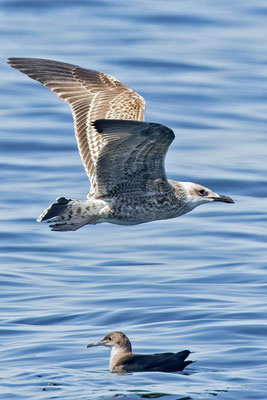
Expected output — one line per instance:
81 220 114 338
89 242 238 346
7 57 41 69
7 57 18 64
7 57 22 68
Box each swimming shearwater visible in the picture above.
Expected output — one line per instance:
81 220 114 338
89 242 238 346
8 58 234 231
87 331 192 373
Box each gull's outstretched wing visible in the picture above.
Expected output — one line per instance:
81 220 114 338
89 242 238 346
7 58 145 196
92 119 175 198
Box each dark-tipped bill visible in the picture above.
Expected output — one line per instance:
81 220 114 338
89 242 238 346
212 195 234 204
87 341 103 348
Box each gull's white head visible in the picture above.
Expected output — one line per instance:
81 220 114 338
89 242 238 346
180 182 234 210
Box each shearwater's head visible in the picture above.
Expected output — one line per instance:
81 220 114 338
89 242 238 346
179 182 234 211
87 331 132 352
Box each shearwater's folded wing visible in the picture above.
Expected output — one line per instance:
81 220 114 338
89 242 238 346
7 58 145 195
92 119 175 198
119 350 192 372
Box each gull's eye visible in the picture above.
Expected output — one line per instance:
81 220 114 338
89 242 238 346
108 337 112 341
199 189 208 196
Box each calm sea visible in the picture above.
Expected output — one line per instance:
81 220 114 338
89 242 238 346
1 0 267 399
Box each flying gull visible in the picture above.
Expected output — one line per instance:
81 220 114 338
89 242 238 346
8 58 234 231
87 331 193 373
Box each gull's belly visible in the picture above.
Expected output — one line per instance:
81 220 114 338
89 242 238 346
103 196 189 225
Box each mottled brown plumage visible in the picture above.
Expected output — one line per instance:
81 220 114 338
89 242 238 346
8 58 145 197
8 58 234 231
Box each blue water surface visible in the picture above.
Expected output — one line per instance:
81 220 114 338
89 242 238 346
1 1 267 399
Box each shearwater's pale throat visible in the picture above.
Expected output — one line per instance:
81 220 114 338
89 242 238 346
87 331 193 373
8 58 234 231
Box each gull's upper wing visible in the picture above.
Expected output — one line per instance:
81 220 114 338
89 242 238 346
92 119 175 198
7 58 145 195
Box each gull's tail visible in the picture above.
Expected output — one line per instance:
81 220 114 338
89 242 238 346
38 197 72 222
38 197 84 231
38 197 107 231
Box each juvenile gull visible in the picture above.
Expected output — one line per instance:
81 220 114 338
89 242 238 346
8 58 234 231
87 331 193 373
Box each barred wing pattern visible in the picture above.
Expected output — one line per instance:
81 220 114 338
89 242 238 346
92 120 175 197
8 58 145 196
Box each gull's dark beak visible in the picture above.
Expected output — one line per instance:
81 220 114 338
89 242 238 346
87 341 103 348
212 194 234 204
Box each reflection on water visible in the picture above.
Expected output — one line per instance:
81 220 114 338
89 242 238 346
1 0 267 399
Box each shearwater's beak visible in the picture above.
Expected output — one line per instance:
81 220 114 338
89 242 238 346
87 341 103 348
212 194 234 204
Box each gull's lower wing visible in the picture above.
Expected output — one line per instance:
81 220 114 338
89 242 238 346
92 119 175 198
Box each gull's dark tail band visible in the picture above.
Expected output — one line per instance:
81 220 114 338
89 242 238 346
38 197 72 222
37 197 86 231
37 197 107 231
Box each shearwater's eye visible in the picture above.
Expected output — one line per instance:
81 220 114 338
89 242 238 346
108 337 112 341
199 189 208 196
